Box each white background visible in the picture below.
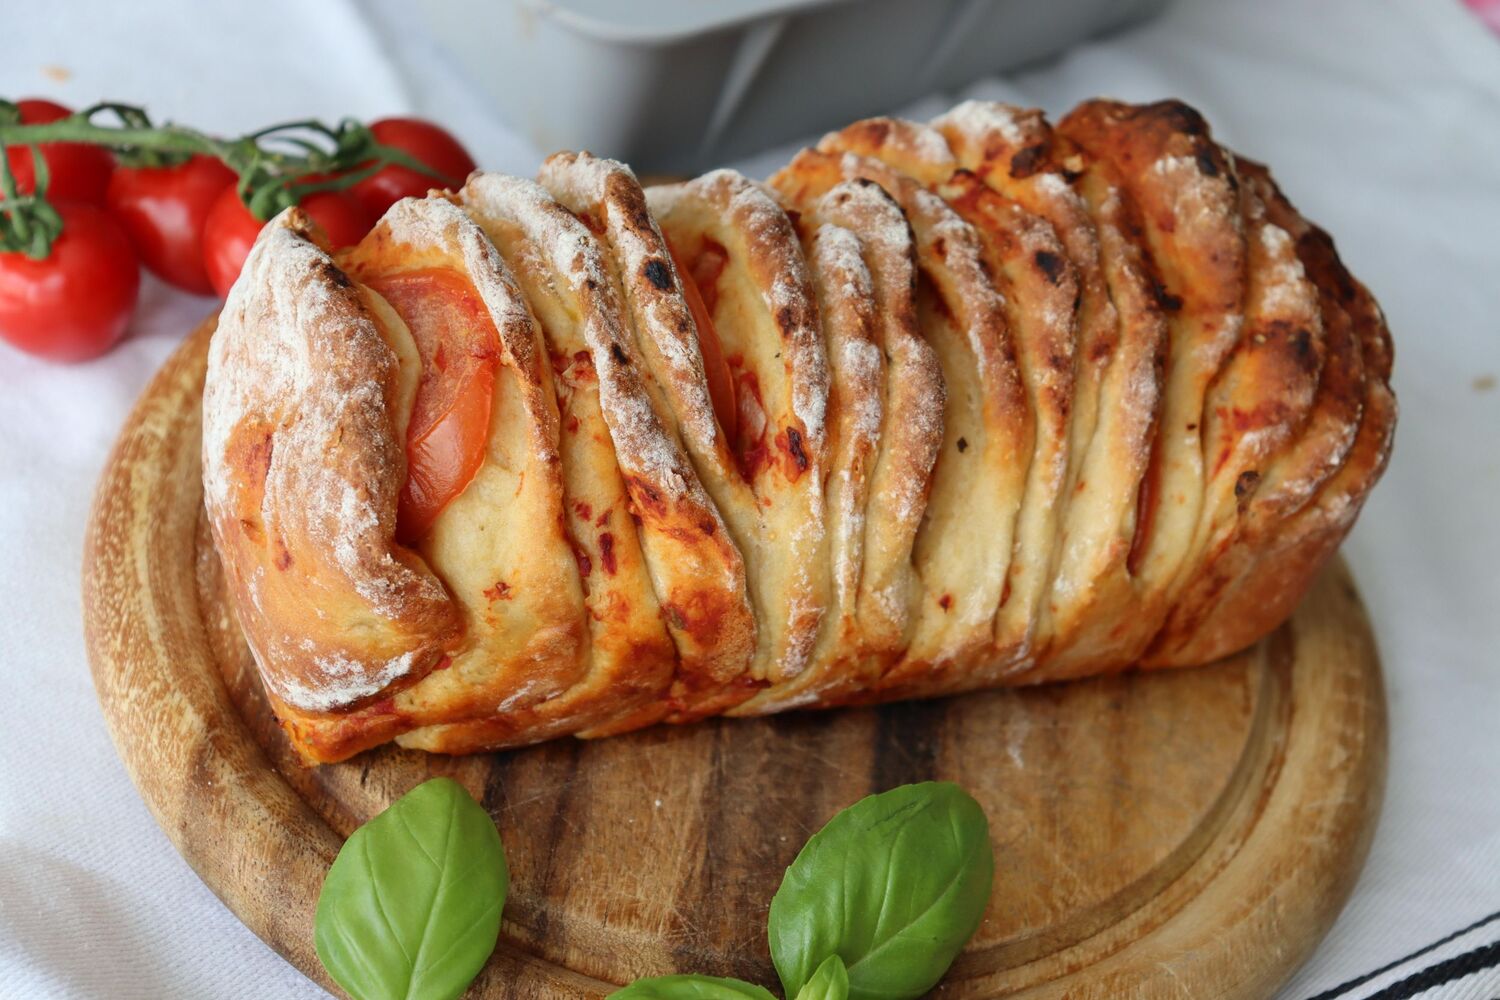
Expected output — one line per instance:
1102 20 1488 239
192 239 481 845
1 1 1497 997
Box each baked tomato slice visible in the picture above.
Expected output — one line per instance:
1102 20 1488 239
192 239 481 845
365 268 500 542
666 238 736 443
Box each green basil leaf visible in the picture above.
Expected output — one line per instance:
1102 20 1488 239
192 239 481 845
769 781 993 1000
607 974 778 999
315 777 508 1000
795 954 849 1000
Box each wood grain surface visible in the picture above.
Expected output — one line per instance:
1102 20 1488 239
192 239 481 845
84 320 1388 998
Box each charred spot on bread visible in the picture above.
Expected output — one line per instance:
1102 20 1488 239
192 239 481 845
643 258 672 290
1151 280 1184 313
1034 249 1066 284
1009 144 1046 178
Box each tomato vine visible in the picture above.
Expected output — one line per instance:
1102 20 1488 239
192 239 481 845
0 100 443 258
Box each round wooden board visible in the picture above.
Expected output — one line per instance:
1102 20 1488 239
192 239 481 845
84 321 1387 999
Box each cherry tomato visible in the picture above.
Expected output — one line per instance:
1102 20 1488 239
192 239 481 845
105 155 235 295
0 203 139 362
363 268 500 541
202 186 371 299
5 99 114 205
667 238 737 441
350 118 476 219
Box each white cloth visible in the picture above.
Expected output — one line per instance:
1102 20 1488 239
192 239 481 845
1 1 1497 997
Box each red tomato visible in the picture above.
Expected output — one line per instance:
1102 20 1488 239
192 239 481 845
667 239 737 442
202 186 372 299
0 203 139 362
363 268 500 541
105 155 235 295
5 99 114 205
350 118 476 219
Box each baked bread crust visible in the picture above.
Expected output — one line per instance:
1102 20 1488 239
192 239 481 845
646 170 833 687
739 179 946 712
934 102 1161 676
771 144 1030 693
202 99 1395 763
1142 161 1394 666
799 182 944 677
202 209 460 740
538 153 760 720
397 177 679 752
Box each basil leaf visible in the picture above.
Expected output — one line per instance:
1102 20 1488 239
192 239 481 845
608 974 778 999
314 777 509 1000
769 781 993 1000
795 954 849 1000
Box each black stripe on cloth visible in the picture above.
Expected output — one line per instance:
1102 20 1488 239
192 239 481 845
1304 909 1500 1000
1361 939 1500 1000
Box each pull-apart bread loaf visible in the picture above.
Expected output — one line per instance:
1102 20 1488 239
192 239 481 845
203 100 1395 763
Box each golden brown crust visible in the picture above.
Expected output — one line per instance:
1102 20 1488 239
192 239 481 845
770 145 1031 694
1217 163 1368 533
204 98 1395 762
280 196 596 762
1029 132 1174 677
1141 174 1324 664
751 178 946 708
538 154 758 718
400 175 680 748
935 169 1076 674
1143 167 1394 666
805 182 945 671
202 209 459 733
1049 100 1249 664
646 170 832 687
934 102 1160 674
734 197 883 712
815 117 1078 691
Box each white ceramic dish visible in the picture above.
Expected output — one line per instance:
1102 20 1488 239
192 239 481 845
411 0 1168 172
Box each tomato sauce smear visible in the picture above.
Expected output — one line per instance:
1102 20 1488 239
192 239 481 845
667 238 737 444
1127 431 1163 576
669 238 809 486
364 268 501 543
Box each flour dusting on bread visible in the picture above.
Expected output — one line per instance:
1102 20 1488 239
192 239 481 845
204 210 458 722
201 99 1395 762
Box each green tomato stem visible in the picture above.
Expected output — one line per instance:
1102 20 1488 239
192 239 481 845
0 117 226 161
0 105 458 247
0 142 37 254
0 117 443 187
